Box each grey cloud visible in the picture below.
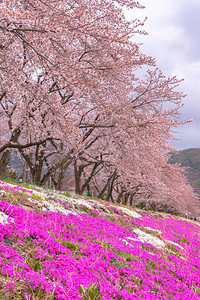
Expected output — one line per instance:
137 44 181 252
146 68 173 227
174 2 200 61
132 0 200 150
171 122 200 150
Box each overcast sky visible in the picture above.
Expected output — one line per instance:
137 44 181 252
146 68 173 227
127 0 200 150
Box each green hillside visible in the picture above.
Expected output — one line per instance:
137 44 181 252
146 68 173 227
170 148 200 196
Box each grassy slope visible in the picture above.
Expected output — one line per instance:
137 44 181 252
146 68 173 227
0 180 200 300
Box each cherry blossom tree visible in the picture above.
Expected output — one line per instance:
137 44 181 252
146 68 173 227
0 0 149 177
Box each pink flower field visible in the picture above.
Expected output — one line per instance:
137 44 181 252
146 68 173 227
0 181 200 300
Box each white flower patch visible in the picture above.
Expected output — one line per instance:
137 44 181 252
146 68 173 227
0 190 7 197
0 181 16 188
118 207 141 218
110 206 141 218
0 212 14 225
30 189 48 199
0 181 141 218
120 238 135 247
43 200 76 216
28 197 76 216
119 236 140 249
133 228 165 249
85 201 110 213
144 227 162 234
28 197 43 207
121 234 186 260
70 198 93 209
27 188 92 211
95 202 110 213
126 236 140 242
0 181 80 215
121 229 187 260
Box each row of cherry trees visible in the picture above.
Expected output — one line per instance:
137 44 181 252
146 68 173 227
0 0 199 215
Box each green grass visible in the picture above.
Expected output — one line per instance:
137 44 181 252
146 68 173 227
195 287 200 296
63 191 72 198
56 239 81 254
79 284 102 300
178 237 190 244
27 257 43 272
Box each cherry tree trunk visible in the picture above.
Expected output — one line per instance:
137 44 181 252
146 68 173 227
0 150 10 177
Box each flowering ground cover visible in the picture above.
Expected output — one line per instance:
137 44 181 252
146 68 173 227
0 181 200 299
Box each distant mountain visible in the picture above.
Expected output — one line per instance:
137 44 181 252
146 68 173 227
169 148 200 197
